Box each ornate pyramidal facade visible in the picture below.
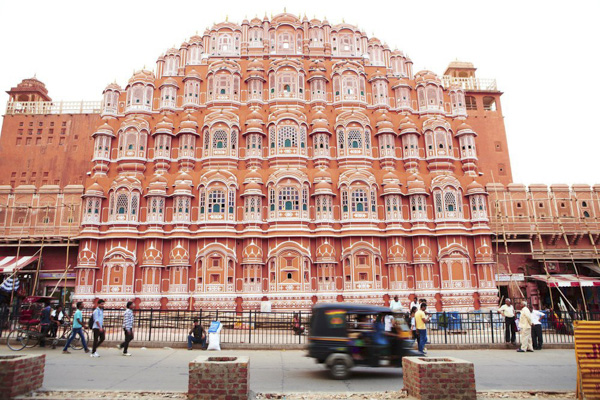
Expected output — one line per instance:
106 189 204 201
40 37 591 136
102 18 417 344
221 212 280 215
72 13 509 311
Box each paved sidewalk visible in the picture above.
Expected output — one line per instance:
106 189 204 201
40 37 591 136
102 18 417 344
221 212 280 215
0 348 576 394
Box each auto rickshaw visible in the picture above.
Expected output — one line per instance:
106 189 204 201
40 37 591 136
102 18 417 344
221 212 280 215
307 303 421 379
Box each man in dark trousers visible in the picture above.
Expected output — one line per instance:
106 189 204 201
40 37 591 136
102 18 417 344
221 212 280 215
91 299 105 357
117 301 134 356
39 300 52 347
498 298 516 344
187 318 207 350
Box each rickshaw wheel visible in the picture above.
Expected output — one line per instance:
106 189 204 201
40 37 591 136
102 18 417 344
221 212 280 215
25 332 39 348
329 358 351 380
6 330 27 351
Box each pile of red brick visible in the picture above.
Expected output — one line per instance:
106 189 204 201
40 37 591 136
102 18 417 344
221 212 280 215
188 355 249 400
0 354 45 399
402 356 476 400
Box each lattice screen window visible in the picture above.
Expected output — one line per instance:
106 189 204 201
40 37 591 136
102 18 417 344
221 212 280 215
278 187 299 211
445 192 457 212
278 126 297 148
116 193 128 215
347 129 362 149
213 129 228 149
228 190 235 214
351 189 368 212
208 190 226 213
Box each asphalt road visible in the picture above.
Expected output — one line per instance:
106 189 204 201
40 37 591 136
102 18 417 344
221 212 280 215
0 347 576 394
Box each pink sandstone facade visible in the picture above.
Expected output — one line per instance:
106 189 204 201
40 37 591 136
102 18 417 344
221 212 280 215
1 13 597 312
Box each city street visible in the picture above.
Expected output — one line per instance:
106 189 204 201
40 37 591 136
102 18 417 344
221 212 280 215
0 347 576 394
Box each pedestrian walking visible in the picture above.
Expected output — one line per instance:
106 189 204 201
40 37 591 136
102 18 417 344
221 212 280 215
517 301 533 353
390 295 403 313
409 306 419 347
531 305 545 350
117 301 134 356
415 303 430 354
187 318 207 350
39 300 52 348
62 301 89 354
498 299 516 345
91 299 105 357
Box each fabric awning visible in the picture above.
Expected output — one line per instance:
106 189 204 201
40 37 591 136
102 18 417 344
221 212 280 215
0 276 20 292
0 256 39 274
530 274 600 287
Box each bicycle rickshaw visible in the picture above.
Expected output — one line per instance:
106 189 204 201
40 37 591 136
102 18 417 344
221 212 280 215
6 296 88 351
307 303 421 379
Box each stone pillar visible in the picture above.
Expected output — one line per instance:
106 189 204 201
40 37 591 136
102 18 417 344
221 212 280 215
188 355 249 400
0 354 45 399
402 356 476 400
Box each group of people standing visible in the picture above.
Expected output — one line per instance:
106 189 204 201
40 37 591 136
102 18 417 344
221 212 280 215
498 298 545 352
389 295 547 355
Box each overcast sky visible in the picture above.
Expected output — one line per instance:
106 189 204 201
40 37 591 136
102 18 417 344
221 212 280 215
1 0 598 185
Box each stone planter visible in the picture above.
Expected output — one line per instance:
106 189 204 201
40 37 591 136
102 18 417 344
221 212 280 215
0 354 45 399
188 355 249 400
402 356 476 400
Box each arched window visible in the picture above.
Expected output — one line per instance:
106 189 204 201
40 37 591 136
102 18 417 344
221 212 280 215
249 28 263 48
410 195 427 221
218 34 232 53
116 194 127 214
208 190 226 213
187 44 203 65
434 188 463 220
277 31 294 53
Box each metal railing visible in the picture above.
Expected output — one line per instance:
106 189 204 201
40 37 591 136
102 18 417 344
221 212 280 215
5 101 102 115
1 308 596 346
441 76 498 92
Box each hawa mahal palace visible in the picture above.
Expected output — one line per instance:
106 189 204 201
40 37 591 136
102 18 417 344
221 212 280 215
1 13 599 313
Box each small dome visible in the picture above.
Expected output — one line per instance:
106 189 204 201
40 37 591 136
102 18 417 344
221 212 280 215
169 242 190 266
184 70 202 80
78 243 97 267
128 69 155 86
84 182 105 197
245 169 263 182
93 121 115 137
142 243 163 266
178 113 199 132
150 174 168 184
375 111 394 134
399 116 419 135
413 242 432 263
383 170 399 182
160 78 178 88
314 168 332 181
388 241 407 263
466 180 486 195
455 122 476 138
248 59 264 70
242 241 264 264
415 70 440 84
316 241 336 263
189 34 202 43
315 180 333 191
407 173 428 195
155 115 174 133
103 82 122 92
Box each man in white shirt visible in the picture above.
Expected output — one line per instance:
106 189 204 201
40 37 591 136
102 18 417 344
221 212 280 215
531 305 545 350
390 295 404 314
409 297 419 313
517 301 533 352
498 299 516 344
